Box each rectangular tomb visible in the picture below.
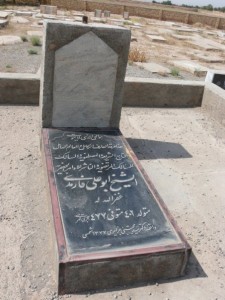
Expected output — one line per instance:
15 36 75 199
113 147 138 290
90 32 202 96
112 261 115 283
42 128 191 294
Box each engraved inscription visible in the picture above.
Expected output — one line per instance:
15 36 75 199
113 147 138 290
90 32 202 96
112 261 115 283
48 130 179 254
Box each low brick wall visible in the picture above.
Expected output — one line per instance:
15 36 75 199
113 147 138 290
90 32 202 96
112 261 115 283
47 0 225 29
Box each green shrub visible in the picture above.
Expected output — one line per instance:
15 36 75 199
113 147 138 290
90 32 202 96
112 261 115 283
28 49 38 55
30 36 41 47
171 67 180 77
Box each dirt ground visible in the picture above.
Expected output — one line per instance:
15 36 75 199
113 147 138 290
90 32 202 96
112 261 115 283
0 105 225 300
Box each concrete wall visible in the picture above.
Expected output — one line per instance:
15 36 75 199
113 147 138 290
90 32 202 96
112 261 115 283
47 0 225 29
123 77 204 108
0 74 205 108
202 82 225 126
0 73 40 105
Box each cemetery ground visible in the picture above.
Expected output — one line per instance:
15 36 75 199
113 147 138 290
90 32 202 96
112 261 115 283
1 105 225 300
1 4 225 300
1 6 225 78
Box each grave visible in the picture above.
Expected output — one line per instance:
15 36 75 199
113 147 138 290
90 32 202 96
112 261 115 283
0 35 22 45
193 53 224 63
206 70 225 90
171 60 208 76
0 19 8 28
10 16 29 24
15 11 33 17
41 20 191 294
0 11 10 19
27 30 43 37
171 34 193 40
147 35 167 43
187 37 225 52
135 62 171 74
94 9 102 18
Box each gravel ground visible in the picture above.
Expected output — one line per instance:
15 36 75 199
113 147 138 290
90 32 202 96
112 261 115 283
0 42 41 74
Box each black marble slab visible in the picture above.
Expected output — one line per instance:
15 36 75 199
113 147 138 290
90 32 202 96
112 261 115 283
213 74 225 90
47 129 180 255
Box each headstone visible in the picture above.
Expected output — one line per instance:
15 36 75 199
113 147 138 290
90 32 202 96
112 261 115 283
94 9 102 18
135 62 171 74
147 35 167 43
123 11 129 20
40 5 57 15
41 20 191 294
171 60 208 76
104 10 111 18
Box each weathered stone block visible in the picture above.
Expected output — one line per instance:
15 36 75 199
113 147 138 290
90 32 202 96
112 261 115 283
40 21 131 128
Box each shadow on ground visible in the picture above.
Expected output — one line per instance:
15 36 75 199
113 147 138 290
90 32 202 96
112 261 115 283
127 138 192 160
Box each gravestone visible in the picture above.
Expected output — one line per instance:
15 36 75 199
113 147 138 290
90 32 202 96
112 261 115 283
41 20 191 294
40 5 57 15
94 9 102 18
104 10 111 18
123 11 129 20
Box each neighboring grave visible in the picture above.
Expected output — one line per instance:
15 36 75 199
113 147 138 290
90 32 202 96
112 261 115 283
123 11 129 20
135 62 171 74
193 53 224 63
41 20 191 294
94 9 102 18
0 11 10 19
171 34 193 40
15 11 33 17
206 70 225 90
10 16 29 24
0 35 22 45
0 19 8 28
187 37 225 52
27 30 43 37
147 35 167 43
172 60 208 76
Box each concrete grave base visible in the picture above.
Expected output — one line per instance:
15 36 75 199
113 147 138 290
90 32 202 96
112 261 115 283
42 128 191 294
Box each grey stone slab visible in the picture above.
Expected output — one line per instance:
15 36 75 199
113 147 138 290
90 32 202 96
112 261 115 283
0 35 22 45
52 32 118 128
135 62 171 74
147 35 167 43
15 11 33 17
171 60 208 76
10 16 29 24
27 30 43 37
0 11 10 19
0 19 8 28
194 54 224 63
40 21 131 129
171 34 193 40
